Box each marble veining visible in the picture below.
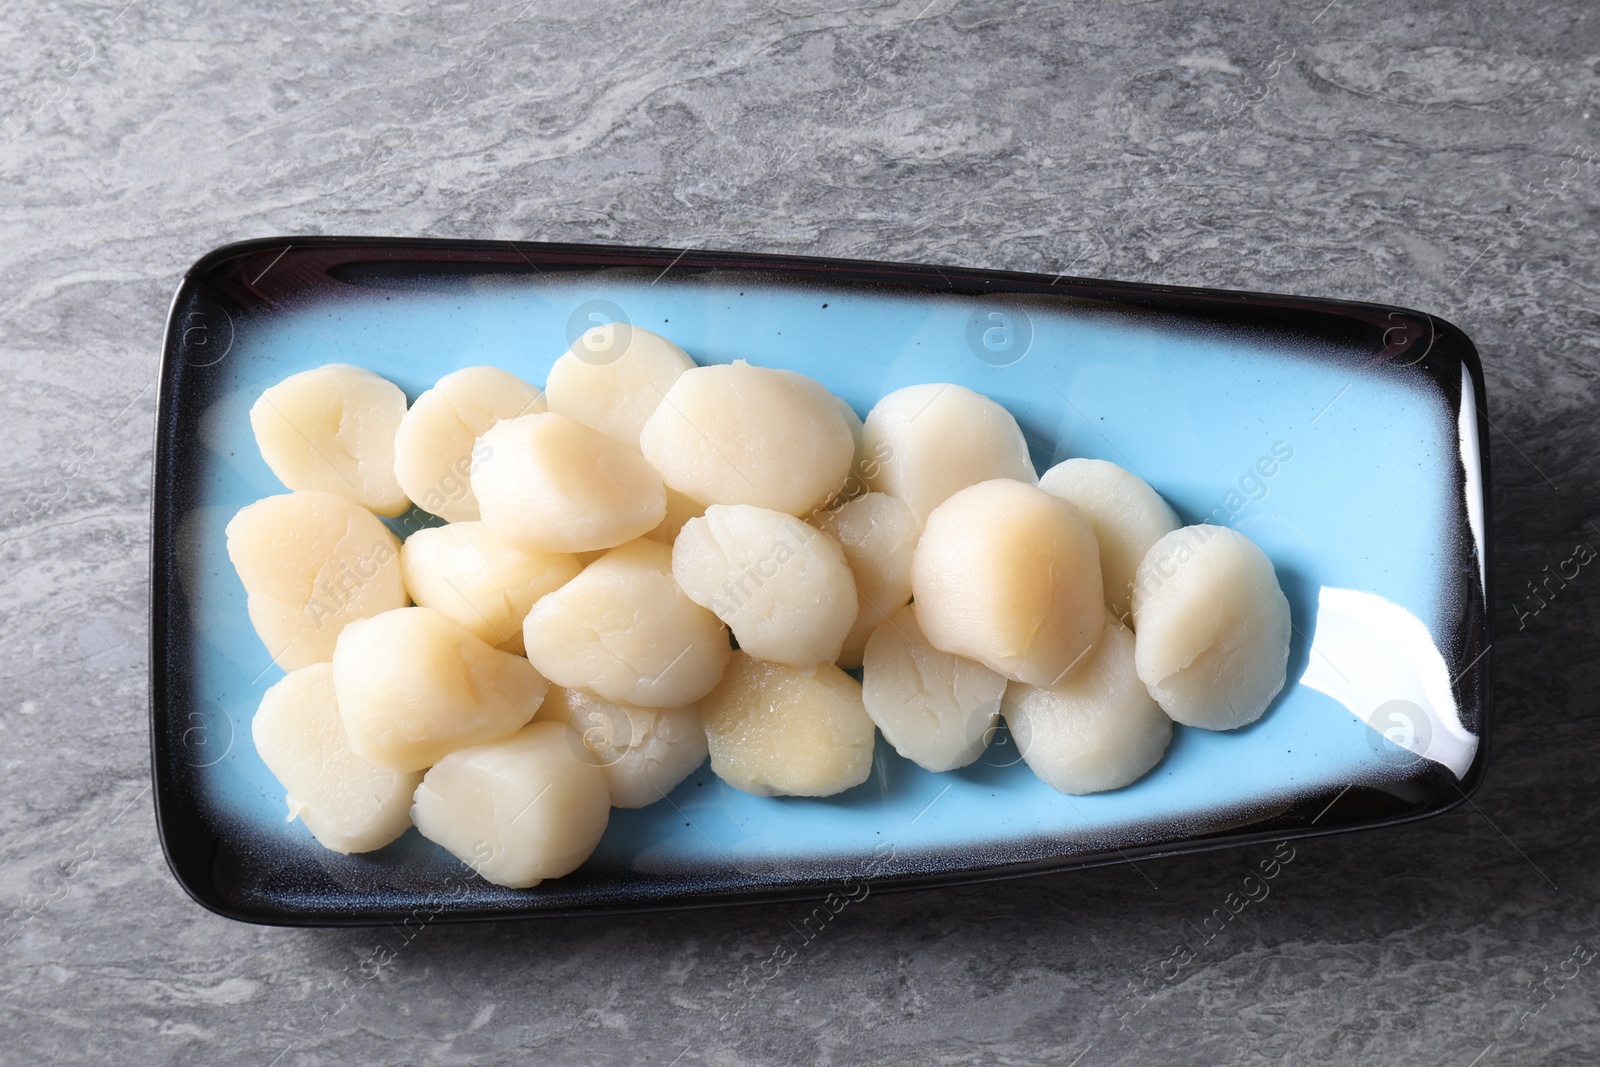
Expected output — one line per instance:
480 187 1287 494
1 0 1597 1063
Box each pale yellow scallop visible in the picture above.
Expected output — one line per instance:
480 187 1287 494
225 491 407 670
862 382 1037 523
833 395 874 505
472 412 666 554
911 479 1104 687
836 395 865 454
700 651 875 798
810 491 919 669
249 364 410 516
332 606 548 772
1039 458 1180 623
1002 614 1173 794
642 487 706 547
545 324 696 448
252 663 420 853
392 366 545 522
638 360 855 516
411 722 610 889
1131 525 1291 730
522 539 731 708
399 521 581 654
672 505 857 669
861 604 1006 772
537 686 708 809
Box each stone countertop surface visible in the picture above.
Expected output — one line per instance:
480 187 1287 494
2 0 1597 1063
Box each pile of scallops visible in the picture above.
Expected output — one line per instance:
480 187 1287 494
228 324 1291 889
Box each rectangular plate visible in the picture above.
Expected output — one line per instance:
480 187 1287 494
151 238 1493 926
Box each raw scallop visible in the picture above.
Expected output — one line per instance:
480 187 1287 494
410 721 610 888
810 492 919 669
1131 525 1291 730
642 487 706 547
861 604 1006 772
911 479 1104 687
545 324 696 448
225 490 407 670
332 606 548 772
1002 613 1173 794
522 539 731 708
671 504 857 669
252 663 421 853
638 360 855 516
399 521 581 654
472 411 666 554
537 686 708 808
700 651 875 798
1039 458 1179 623
250 364 410 516
393 365 545 522
862 382 1037 523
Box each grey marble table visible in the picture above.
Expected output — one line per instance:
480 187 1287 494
3 0 1598 1063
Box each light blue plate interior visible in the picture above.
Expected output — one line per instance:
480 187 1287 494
174 269 1478 896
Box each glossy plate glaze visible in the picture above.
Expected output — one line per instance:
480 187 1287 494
151 239 1492 926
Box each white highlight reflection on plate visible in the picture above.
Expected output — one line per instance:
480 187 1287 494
1459 361 1487 598
1301 586 1479 779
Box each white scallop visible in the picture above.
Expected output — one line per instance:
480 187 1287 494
862 382 1037 523
1039 458 1180 623
472 411 666 554
250 364 411 516
1002 614 1173 794
1131 525 1292 730
833 395 875 505
522 538 731 708
393 365 545 522
537 686 708 808
810 492 920 669
411 722 611 889
252 663 421 854
399 521 581 654
836 395 865 456
638 360 855 516
912 479 1104 687
225 491 407 670
861 604 1005 772
672 504 857 669
332 606 548 772
700 651 876 798
545 324 696 448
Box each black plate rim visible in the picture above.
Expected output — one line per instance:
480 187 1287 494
149 235 1495 927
